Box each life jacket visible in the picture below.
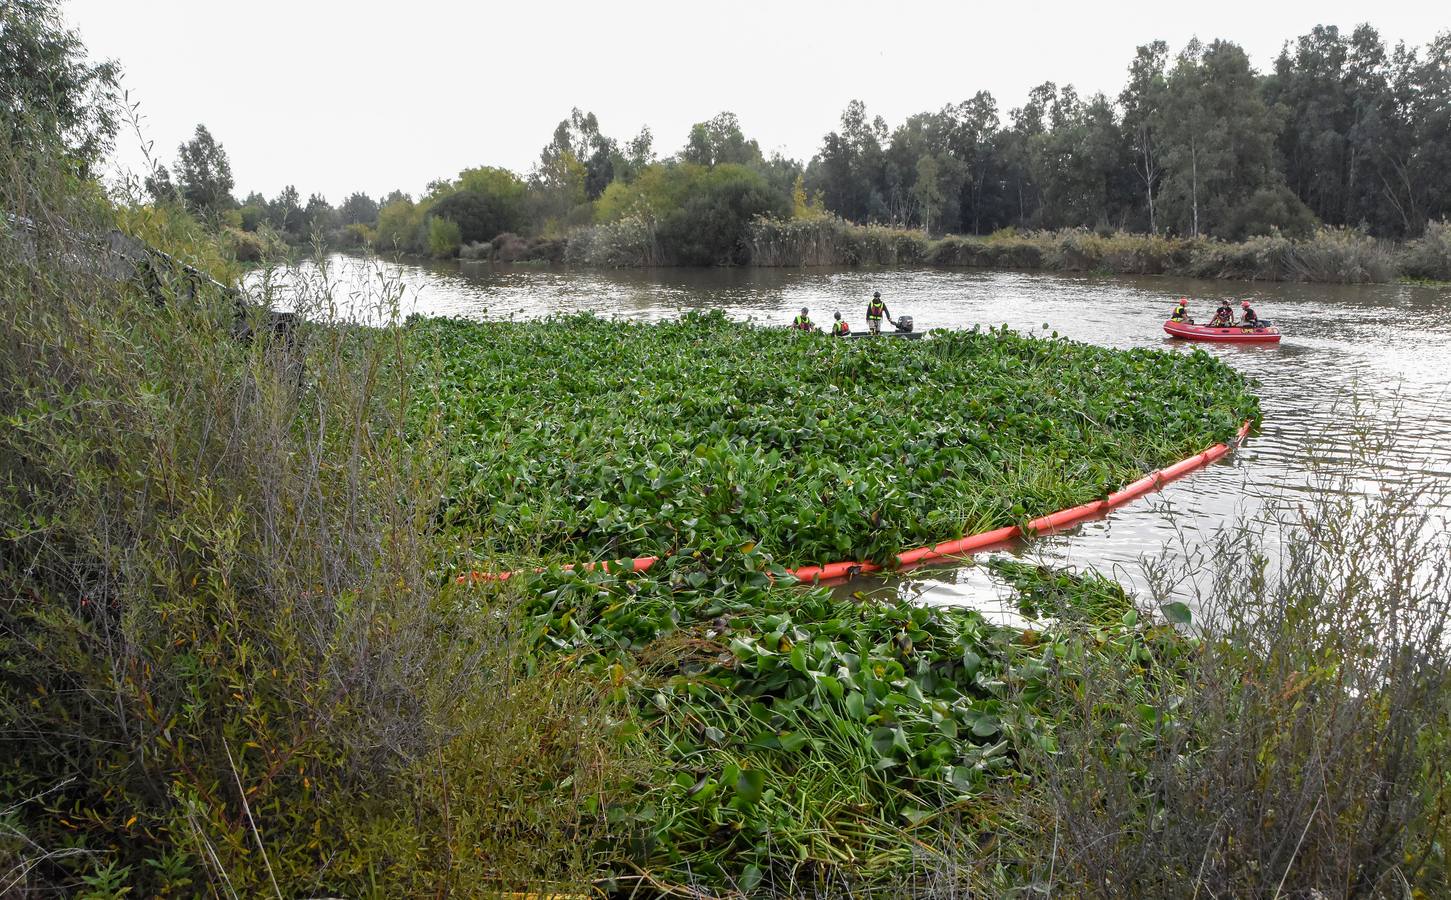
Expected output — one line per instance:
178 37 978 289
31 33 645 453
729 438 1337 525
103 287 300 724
792 315 812 330
833 320 849 336
867 300 886 320
1210 308 1232 326
1172 305 1187 320
1241 308 1258 324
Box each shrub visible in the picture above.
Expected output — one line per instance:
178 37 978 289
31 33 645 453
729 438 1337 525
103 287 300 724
1188 231 1296 280
1187 227 1394 283
1017 425 1451 896
429 187 519 245
745 215 861 266
1287 226 1396 283
339 221 374 248
223 224 266 261
564 215 662 266
426 215 461 258
1401 220 1451 281
375 196 426 254
656 165 789 265
745 217 928 266
0 153 629 894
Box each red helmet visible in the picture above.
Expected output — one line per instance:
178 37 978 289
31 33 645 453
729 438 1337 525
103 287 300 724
1240 300 1251 308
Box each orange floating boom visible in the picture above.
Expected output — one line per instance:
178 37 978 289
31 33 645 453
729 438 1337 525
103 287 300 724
458 420 1254 586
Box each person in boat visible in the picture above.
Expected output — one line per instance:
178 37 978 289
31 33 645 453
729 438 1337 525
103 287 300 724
831 311 850 336
1239 300 1260 326
865 291 892 334
1171 298 1193 323
1207 299 1234 328
791 307 815 331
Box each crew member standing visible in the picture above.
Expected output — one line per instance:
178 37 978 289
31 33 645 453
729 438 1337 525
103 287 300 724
865 291 891 334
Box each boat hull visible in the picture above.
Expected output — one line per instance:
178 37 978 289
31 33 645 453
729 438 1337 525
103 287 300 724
1163 320 1281 343
844 329 924 340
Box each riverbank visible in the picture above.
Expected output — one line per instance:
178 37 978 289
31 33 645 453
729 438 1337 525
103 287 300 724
746 218 1451 284
12 200 1451 893
432 217 1451 285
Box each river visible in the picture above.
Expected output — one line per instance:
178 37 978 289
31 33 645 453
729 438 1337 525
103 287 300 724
254 254 1451 619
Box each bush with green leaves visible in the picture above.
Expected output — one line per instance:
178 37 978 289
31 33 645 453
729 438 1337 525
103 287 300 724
0 157 629 896
426 214 462 257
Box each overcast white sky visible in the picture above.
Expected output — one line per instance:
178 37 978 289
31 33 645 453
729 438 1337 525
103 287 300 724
64 0 1448 204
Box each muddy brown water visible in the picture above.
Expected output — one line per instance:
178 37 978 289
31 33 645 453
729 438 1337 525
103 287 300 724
253 255 1451 619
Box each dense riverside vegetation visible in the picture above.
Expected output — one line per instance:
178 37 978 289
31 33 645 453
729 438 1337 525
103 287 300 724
154 25 1451 280
8 2 1451 896
420 314 1257 569
744 218 1451 283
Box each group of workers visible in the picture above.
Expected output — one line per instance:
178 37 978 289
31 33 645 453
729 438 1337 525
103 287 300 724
1171 297 1264 327
794 291 1267 334
791 291 894 335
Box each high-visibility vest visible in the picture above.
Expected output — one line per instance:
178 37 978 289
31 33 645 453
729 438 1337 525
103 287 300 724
793 315 812 330
868 301 885 319
834 320 849 336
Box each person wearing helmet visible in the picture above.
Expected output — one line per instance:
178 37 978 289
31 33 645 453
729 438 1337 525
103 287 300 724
832 311 850 336
1207 298 1234 328
1239 300 1260 326
791 307 815 331
865 291 892 334
1171 298 1192 323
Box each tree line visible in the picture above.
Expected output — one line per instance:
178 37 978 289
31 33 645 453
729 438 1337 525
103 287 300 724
151 24 1450 263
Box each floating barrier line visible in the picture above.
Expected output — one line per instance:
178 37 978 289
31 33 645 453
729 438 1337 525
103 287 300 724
458 420 1254 586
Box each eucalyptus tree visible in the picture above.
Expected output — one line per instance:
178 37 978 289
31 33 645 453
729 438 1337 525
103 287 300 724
1120 41 1168 233
680 112 764 167
339 192 379 227
174 124 235 217
808 100 891 222
1156 40 1308 238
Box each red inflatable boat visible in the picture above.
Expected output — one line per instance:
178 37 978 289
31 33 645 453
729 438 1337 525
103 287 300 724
1163 320 1281 343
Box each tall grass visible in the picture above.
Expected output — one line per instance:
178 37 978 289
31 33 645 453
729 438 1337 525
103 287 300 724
564 215 665 267
0 140 629 895
1400 220 1451 282
1187 226 1398 283
1003 416 1451 898
743 217 1407 283
746 216 930 266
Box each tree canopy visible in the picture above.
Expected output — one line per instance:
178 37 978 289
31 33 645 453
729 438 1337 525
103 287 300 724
0 0 120 173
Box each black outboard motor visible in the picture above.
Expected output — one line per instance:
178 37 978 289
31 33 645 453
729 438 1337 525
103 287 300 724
895 315 914 333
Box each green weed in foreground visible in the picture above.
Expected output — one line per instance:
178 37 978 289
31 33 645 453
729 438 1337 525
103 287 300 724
511 556 1193 891
417 311 1258 569
987 558 1136 627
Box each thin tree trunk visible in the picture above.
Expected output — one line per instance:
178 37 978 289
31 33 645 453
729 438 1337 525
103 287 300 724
1190 141 1200 239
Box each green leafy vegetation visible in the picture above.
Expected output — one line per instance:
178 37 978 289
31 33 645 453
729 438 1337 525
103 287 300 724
986 559 1134 626
9 3 1451 897
749 218 1408 283
505 556 1191 890
418 312 1257 570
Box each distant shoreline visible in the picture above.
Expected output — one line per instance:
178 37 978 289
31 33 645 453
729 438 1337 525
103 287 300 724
338 221 1451 287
